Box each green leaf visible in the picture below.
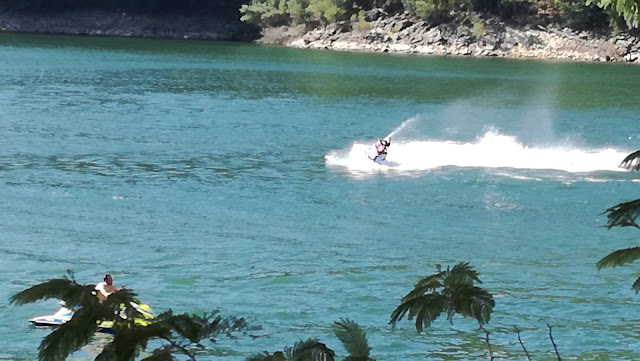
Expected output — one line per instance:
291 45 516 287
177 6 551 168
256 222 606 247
246 351 286 361
284 339 335 361
9 278 96 309
391 263 494 332
448 286 495 325
596 246 640 269
632 277 640 293
620 150 640 171
332 318 370 359
592 0 640 27
38 310 100 361
444 262 482 288
603 199 640 229
111 321 171 361
390 294 445 332
402 274 443 302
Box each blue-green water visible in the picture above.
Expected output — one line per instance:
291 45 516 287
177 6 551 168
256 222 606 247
2 33 640 360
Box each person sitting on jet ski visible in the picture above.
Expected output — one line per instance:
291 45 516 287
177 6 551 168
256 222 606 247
367 137 391 163
95 274 124 302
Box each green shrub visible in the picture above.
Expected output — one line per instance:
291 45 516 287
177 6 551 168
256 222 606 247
307 0 345 24
472 17 486 37
556 0 609 31
401 0 453 20
352 10 373 31
588 0 640 28
287 0 311 24
240 0 291 27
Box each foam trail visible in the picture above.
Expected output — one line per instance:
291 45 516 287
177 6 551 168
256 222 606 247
325 130 632 176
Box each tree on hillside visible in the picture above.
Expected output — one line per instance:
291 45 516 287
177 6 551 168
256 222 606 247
390 262 495 333
9 271 246 361
597 150 640 292
587 0 640 28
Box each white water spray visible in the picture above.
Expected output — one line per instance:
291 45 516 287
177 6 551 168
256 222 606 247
385 115 418 140
325 129 631 177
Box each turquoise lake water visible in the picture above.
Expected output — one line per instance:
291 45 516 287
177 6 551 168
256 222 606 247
2 33 640 360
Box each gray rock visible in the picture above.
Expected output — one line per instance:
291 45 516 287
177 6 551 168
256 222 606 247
365 8 387 22
424 27 443 43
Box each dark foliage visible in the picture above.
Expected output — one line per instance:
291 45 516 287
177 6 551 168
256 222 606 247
0 0 248 14
620 150 640 171
10 272 246 361
390 262 494 333
248 339 335 361
597 149 640 292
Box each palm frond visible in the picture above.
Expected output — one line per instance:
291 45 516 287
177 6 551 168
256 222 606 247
410 271 444 290
161 310 245 344
390 294 445 332
38 309 100 361
94 343 117 361
596 246 640 269
285 339 335 361
413 296 445 333
603 199 640 229
443 262 481 289
402 277 443 302
96 289 140 321
111 321 172 361
619 150 640 171
447 286 495 326
246 351 286 361
332 318 370 359
9 278 96 309
632 277 640 293
399 266 447 303
163 312 210 344
139 345 175 361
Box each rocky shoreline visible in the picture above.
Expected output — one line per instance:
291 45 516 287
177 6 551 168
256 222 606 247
1 8 639 63
260 11 640 64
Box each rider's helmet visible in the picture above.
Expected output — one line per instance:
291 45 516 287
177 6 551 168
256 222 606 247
381 138 391 146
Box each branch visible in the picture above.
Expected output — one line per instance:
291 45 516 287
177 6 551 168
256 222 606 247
514 326 531 361
162 336 196 361
481 327 493 361
547 324 561 361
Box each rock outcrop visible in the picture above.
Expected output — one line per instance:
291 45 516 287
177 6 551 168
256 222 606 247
270 11 640 63
1 7 638 64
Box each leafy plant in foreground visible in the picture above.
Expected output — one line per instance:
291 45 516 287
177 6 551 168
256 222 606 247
247 318 373 361
597 150 640 292
390 262 495 332
9 271 246 361
248 339 335 361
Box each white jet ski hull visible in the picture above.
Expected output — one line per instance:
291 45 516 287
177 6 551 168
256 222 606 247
29 302 154 334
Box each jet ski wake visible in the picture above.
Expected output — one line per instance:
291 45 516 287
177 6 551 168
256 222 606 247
326 130 631 175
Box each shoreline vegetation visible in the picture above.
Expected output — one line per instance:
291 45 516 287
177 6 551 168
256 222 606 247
0 1 639 63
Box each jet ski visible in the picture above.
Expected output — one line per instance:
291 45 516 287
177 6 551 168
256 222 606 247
29 301 155 333
29 303 74 328
366 136 392 165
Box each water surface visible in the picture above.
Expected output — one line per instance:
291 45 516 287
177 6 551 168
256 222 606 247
2 33 640 360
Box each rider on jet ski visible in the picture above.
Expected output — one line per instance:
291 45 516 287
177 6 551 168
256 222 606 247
367 136 391 164
95 274 120 302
